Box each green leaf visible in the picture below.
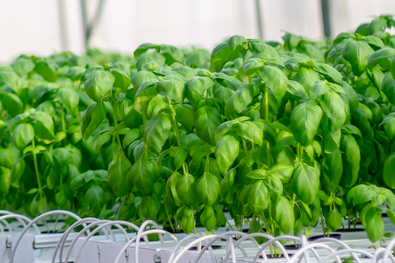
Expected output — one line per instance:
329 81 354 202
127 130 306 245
235 121 263 146
248 181 269 214
342 39 374 76
122 129 141 148
12 57 35 77
246 169 268 180
310 81 331 99
175 105 194 133
136 51 165 71
176 173 196 205
86 185 104 210
268 163 294 183
387 210 395 225
211 42 231 72
292 67 320 94
66 66 85 81
157 75 185 104
274 196 294 234
84 71 115 102
174 148 187 170
287 80 308 99
185 76 214 107
34 57 58 82
347 184 376 205
0 166 11 194
319 91 347 130
312 63 343 85
0 70 22 93
140 196 160 220
0 93 23 117
200 205 217 231
341 124 362 138
196 172 220 206
134 43 157 59
181 206 194 233
326 208 342 232
110 62 131 91
365 207 384 243
367 47 395 68
93 131 111 153
290 100 322 147
225 84 259 119
144 114 171 154
56 88 79 112
30 111 54 141
13 123 34 150
264 175 283 195
108 154 131 197
258 65 287 102
341 134 360 187
292 163 319 204
160 45 185 64
215 134 239 175
195 105 221 145
131 70 157 92
382 73 395 105
384 153 395 189
81 101 106 140
127 157 156 195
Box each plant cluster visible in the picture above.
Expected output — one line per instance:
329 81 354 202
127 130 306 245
1 15 395 245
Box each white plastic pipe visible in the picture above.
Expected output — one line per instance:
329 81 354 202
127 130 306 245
52 217 114 263
72 220 141 263
10 210 83 263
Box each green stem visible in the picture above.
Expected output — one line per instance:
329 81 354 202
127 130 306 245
169 101 187 175
110 90 122 151
164 205 176 232
264 86 271 166
60 108 67 132
320 211 326 237
32 138 43 201
242 138 248 156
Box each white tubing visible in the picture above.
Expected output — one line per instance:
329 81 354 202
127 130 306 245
10 210 83 263
250 235 300 263
72 220 140 263
169 234 231 263
288 243 342 263
310 237 362 263
62 220 113 263
134 220 163 263
51 218 114 263
317 248 374 263
0 211 27 229
0 214 40 235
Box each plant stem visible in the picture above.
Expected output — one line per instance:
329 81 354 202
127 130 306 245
320 211 326 237
263 85 271 166
169 101 187 175
32 138 43 201
110 89 122 151
60 108 67 132
242 138 248 157
165 205 176 232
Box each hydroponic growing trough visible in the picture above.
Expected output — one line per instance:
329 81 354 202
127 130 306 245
2 210 395 262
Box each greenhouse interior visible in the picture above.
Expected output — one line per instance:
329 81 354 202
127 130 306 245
2 0 395 262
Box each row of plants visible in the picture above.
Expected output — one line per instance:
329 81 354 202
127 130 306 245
1 15 395 246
